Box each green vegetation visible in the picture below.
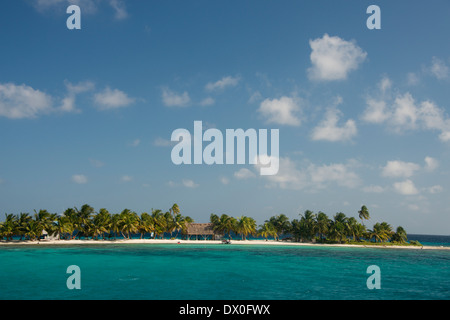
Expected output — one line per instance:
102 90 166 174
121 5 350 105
0 204 192 241
1 204 420 246
210 206 420 246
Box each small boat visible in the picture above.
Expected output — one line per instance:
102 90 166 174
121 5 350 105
222 239 231 244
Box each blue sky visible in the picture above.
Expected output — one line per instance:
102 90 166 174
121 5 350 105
1 0 450 234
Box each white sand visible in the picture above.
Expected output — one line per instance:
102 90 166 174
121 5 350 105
1 238 449 250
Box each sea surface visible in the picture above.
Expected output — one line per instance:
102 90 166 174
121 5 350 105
0 241 449 300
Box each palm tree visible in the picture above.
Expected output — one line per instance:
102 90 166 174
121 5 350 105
92 208 111 240
169 204 180 217
258 222 277 240
57 215 74 240
110 213 122 240
392 226 408 243
23 219 43 241
369 222 393 243
210 214 236 240
235 216 257 240
358 205 370 226
17 213 32 240
1 214 18 241
316 211 330 241
329 212 348 243
266 214 291 241
151 209 166 239
172 213 193 239
138 212 154 239
74 204 95 239
290 219 302 242
62 208 78 239
34 209 58 238
299 210 317 242
119 209 139 239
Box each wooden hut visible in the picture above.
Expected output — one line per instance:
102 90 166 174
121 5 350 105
185 223 216 240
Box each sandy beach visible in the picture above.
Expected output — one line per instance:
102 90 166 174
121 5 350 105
1 238 449 250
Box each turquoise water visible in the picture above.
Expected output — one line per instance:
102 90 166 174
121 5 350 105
0 244 449 300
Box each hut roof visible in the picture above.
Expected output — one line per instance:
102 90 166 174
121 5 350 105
186 223 215 235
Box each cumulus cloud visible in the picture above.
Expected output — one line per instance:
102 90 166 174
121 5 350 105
0 83 53 119
311 107 357 142
393 179 419 195
427 185 443 194
162 88 190 107
429 57 449 80
234 168 256 180
382 160 421 178
255 157 361 191
308 34 367 81
94 87 135 110
258 96 302 126
182 179 198 188
362 77 450 141
205 76 240 91
424 156 439 172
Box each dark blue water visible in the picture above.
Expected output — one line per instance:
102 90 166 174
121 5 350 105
408 234 450 247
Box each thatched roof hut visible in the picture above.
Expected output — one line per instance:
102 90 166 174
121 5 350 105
185 223 216 240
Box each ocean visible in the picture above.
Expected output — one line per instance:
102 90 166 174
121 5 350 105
0 240 449 300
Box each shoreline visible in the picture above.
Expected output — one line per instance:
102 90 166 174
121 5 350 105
1 238 449 250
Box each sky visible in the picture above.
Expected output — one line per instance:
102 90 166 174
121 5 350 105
1 0 450 234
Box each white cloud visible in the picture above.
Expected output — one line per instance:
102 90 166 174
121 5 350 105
307 34 367 81
406 72 420 86
153 137 174 147
248 91 262 104
199 97 215 106
382 160 420 178
72 174 88 184
362 99 389 124
309 163 361 189
393 179 419 195
94 87 135 110
424 156 439 172
219 176 230 185
182 179 199 188
234 168 256 179
430 57 449 80
311 107 357 142
61 80 95 113
362 78 450 141
108 0 128 20
391 93 418 130
258 96 302 126
427 185 443 194
168 179 199 188
256 157 361 190
0 83 53 119
162 88 190 107
205 76 240 91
